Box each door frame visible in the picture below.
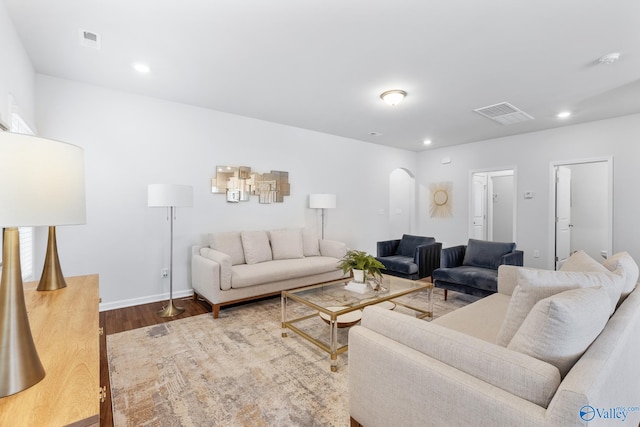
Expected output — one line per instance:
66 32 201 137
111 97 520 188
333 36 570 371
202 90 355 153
469 166 517 242
548 156 613 270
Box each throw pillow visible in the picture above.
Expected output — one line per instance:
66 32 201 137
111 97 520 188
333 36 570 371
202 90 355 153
240 231 273 265
209 231 245 265
508 286 610 378
602 251 639 302
269 229 304 260
496 268 619 346
301 228 321 257
560 250 608 273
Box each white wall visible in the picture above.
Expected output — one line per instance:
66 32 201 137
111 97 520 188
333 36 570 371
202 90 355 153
34 75 417 309
417 113 640 269
0 1 35 129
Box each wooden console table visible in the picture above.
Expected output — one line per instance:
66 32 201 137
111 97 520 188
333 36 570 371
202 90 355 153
0 274 101 426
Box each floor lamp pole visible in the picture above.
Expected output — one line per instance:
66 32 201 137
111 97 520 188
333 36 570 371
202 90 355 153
158 206 184 317
321 208 326 240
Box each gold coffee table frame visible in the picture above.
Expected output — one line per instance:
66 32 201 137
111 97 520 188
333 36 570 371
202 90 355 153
281 275 433 372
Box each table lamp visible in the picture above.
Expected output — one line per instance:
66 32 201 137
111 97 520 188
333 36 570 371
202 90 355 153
309 194 336 239
148 184 193 317
0 132 86 397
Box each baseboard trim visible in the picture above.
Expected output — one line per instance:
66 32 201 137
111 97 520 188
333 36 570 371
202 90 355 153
99 289 194 312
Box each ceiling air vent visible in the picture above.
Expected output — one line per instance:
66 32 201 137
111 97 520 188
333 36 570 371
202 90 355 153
78 29 101 49
474 102 534 125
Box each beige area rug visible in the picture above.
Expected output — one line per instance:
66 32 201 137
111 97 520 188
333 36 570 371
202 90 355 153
107 288 478 427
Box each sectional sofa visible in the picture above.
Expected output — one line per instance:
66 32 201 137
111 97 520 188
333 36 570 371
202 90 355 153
349 250 640 426
191 228 348 318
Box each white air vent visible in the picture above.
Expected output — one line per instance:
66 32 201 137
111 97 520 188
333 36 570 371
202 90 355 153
474 102 534 125
78 29 101 49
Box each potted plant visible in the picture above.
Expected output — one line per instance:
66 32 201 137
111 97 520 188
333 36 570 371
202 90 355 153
337 250 385 283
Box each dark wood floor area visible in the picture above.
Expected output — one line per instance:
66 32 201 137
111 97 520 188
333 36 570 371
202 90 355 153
99 296 212 426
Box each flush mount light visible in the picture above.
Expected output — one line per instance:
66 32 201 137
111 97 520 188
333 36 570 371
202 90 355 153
380 90 407 106
423 139 432 146
598 52 621 65
557 111 572 119
133 63 151 73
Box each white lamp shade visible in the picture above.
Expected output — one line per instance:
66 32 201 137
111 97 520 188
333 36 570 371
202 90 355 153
0 132 86 227
309 193 336 209
148 184 193 207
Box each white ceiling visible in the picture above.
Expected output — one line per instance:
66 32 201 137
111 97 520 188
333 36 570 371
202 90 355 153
4 0 640 151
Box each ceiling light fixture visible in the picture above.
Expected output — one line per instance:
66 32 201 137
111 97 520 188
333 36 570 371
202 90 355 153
557 111 572 119
423 139 432 145
380 90 407 106
598 53 621 65
133 63 151 73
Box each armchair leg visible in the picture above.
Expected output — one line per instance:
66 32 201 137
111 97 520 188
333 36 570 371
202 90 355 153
444 289 448 301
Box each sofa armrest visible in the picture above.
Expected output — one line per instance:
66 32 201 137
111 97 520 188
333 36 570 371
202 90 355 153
501 250 524 266
440 244 466 268
195 247 232 290
349 326 548 427
319 239 347 259
359 307 561 408
415 242 442 278
497 265 519 296
377 239 401 257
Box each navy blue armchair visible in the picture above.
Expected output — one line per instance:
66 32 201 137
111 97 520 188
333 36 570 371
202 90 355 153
432 239 523 300
376 234 442 280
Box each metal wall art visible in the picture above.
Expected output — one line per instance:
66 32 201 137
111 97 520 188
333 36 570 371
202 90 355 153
211 166 290 203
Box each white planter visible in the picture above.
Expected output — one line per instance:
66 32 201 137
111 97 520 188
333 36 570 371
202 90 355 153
352 269 365 283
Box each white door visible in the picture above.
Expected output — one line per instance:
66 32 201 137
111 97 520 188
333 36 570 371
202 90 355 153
555 166 572 269
472 174 487 239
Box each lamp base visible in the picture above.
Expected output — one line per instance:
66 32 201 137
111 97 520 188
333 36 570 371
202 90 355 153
0 228 46 397
157 301 185 317
37 226 67 291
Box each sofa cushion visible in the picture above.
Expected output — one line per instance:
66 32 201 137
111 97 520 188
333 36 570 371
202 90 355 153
602 251 639 301
462 239 516 270
508 286 610 378
301 228 321 257
432 266 498 293
240 230 273 264
231 256 340 288
496 268 621 346
210 231 245 266
269 229 304 260
378 256 418 276
396 235 435 257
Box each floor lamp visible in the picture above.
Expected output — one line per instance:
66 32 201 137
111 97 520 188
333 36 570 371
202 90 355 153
309 194 336 239
148 184 193 317
0 132 86 397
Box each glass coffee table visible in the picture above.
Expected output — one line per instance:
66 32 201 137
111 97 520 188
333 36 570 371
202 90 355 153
281 275 433 371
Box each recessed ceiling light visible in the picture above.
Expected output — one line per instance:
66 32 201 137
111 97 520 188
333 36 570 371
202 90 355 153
423 139 432 145
598 52 621 65
133 63 151 73
557 111 572 119
380 90 407 106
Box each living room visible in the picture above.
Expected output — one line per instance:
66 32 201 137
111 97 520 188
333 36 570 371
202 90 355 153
1 1 640 425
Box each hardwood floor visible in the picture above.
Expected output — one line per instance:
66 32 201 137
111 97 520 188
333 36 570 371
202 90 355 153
99 296 212 426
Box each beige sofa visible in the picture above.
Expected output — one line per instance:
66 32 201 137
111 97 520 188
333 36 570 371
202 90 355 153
349 251 640 426
191 228 348 318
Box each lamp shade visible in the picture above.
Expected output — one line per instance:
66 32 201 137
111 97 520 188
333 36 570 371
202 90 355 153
148 184 193 207
0 132 86 227
309 193 336 209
